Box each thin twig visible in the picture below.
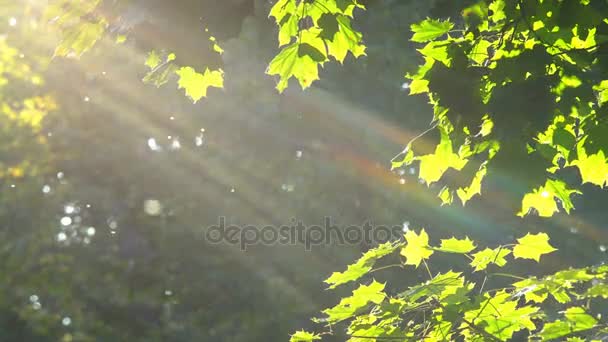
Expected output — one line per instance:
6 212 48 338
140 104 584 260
422 260 434 280
369 264 404 273
489 272 526 280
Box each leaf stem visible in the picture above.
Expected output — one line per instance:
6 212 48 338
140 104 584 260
422 259 433 279
369 264 404 273
488 272 525 280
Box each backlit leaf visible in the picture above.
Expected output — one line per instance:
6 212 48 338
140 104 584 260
513 233 556 262
175 67 224 103
400 229 434 267
519 179 580 217
145 51 162 69
323 280 385 323
267 41 323 92
417 129 467 184
572 149 608 187
463 291 539 340
470 247 510 271
411 19 454 43
325 241 400 289
540 307 597 340
436 237 476 254
290 331 321 342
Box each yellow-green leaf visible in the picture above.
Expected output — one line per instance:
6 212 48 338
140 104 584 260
54 20 107 58
437 237 476 254
513 233 556 262
267 41 324 92
290 330 321 342
323 280 385 323
572 149 608 187
409 79 429 94
456 165 487 205
325 241 399 289
400 229 434 267
175 67 224 103
324 15 366 63
518 179 580 217
145 51 162 69
417 129 467 185
411 18 454 43
470 247 510 271
540 307 597 340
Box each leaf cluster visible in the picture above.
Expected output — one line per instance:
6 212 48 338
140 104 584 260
393 0 608 217
292 230 608 341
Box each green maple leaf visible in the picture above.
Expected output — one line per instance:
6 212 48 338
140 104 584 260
267 28 327 92
290 331 321 342
418 41 451 66
463 291 539 340
519 188 558 217
411 18 454 43
404 271 465 302
513 233 557 262
585 284 608 299
519 179 580 217
417 129 467 184
175 67 223 103
572 149 608 187
470 39 492 65
456 165 487 205
323 280 385 323
324 15 366 63
437 237 476 254
513 278 550 304
400 229 434 267
268 0 300 46
470 247 510 271
325 241 399 289
540 307 597 340
409 79 429 94
268 1 365 91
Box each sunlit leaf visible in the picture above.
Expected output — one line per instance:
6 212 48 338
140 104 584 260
519 179 580 217
411 19 454 43
409 79 430 95
325 15 366 63
325 241 400 289
145 51 162 69
417 128 467 185
290 330 321 342
418 41 450 66
572 148 608 188
267 42 322 92
463 291 539 340
540 307 597 340
175 67 224 103
268 0 366 91
402 271 465 302
400 229 434 267
456 165 487 205
436 237 476 254
54 20 107 58
513 233 556 262
323 280 385 323
470 247 510 271
585 284 608 299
